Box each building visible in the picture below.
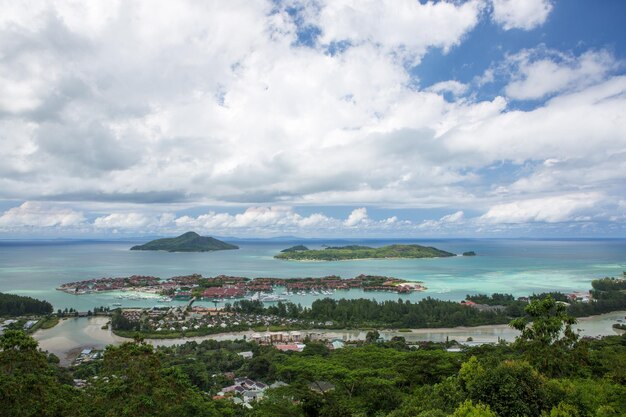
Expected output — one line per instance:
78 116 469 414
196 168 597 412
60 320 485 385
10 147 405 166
238 351 254 359
274 343 306 352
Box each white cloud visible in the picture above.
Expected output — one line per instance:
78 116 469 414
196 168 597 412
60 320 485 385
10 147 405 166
93 212 153 229
480 193 599 224
491 0 553 31
174 206 334 231
0 202 85 228
316 0 483 62
419 211 465 229
0 2 624 236
505 49 619 100
344 208 369 227
440 211 465 223
427 80 468 97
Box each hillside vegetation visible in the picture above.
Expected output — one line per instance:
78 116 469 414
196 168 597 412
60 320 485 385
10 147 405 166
275 244 456 261
130 232 239 252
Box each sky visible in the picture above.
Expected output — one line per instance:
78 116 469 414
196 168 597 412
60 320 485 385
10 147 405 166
0 0 625 238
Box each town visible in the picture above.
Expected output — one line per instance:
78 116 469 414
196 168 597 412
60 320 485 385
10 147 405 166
57 273 428 301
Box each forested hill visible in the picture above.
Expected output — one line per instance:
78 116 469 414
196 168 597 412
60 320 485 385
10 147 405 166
130 232 239 252
0 292 53 316
275 244 456 261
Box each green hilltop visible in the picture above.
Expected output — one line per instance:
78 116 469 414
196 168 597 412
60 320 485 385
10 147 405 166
130 232 239 253
275 243 456 261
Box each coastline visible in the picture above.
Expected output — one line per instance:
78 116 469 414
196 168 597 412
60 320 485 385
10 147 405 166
33 310 625 366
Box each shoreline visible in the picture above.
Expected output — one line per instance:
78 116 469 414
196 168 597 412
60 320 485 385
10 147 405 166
33 310 626 366
275 255 454 262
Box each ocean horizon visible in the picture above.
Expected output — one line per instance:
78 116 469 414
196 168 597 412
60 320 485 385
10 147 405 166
2 237 624 311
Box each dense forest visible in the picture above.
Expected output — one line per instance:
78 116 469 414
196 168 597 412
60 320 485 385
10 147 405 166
227 297 511 328
274 244 456 260
1 296 625 416
0 292 53 316
130 231 238 252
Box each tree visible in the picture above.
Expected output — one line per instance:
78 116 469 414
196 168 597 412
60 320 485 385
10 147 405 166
85 341 231 417
460 357 549 417
0 330 84 416
452 400 497 417
510 295 587 376
365 330 380 344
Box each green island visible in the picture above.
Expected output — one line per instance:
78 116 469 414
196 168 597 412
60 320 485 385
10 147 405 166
274 244 457 261
130 231 239 252
2 290 625 416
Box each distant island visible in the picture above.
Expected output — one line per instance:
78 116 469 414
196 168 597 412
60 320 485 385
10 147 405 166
274 244 456 261
280 245 310 252
130 232 239 252
463 251 476 256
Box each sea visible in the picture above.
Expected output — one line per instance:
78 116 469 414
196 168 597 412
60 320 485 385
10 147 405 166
1 238 625 311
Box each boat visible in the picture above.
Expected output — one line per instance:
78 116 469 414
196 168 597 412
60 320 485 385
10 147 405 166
247 292 287 302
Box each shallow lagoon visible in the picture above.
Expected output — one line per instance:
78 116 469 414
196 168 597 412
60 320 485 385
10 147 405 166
1 238 625 310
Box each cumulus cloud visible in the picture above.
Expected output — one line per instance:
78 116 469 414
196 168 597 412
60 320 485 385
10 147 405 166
491 0 553 31
427 80 469 97
174 206 333 231
344 208 369 227
0 202 85 228
504 49 619 100
419 211 465 229
480 193 599 224
0 2 624 236
316 0 483 62
93 213 153 229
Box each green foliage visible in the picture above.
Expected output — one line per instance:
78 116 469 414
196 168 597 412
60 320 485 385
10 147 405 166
452 400 497 417
130 231 238 252
0 330 83 416
466 293 516 305
3 293 626 417
591 277 626 292
462 358 550 416
229 297 515 330
280 245 309 252
0 292 53 316
510 295 590 377
85 342 234 417
274 244 456 260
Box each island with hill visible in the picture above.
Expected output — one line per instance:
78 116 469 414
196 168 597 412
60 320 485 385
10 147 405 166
130 231 239 252
274 244 456 261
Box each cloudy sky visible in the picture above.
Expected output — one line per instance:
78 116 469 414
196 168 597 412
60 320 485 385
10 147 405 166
1 0 625 238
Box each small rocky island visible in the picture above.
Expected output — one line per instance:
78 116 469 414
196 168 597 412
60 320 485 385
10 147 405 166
274 244 456 261
130 231 238 252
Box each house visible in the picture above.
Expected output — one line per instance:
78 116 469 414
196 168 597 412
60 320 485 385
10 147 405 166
243 389 264 403
329 339 345 350
274 343 306 352
567 292 591 303
238 351 254 359
23 320 38 329
309 381 335 394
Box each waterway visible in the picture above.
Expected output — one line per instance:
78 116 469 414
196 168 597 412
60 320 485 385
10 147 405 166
34 311 626 366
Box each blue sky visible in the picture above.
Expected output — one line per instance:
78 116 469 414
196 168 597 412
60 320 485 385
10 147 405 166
0 0 625 238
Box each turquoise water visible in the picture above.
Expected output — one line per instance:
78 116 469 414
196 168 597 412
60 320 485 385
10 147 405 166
1 238 625 311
